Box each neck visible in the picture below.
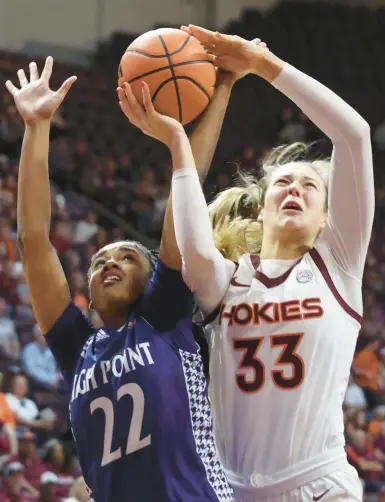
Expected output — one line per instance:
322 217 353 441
260 232 314 260
100 309 129 329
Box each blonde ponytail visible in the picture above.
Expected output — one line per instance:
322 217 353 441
209 173 265 261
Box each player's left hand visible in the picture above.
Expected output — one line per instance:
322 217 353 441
188 26 264 76
181 25 269 84
117 82 185 148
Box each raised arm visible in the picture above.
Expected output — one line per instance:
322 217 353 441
271 65 373 279
187 25 373 280
6 57 77 333
118 73 235 270
117 82 234 313
158 73 237 270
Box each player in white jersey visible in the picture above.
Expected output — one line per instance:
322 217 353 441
170 26 374 501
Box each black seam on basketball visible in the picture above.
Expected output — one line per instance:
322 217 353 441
127 60 213 85
152 76 211 103
169 35 191 56
158 34 183 123
125 35 191 58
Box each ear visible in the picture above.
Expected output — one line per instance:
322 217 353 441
320 212 328 231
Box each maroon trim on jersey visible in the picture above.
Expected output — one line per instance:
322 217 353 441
309 248 362 325
230 263 251 288
250 255 303 289
203 305 221 326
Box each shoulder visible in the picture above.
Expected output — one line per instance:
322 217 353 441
140 259 194 332
147 258 188 289
45 302 95 341
22 342 35 353
5 393 16 404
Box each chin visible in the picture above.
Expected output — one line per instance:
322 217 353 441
281 217 303 230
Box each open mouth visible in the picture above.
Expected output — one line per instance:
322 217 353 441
102 274 122 286
282 201 303 212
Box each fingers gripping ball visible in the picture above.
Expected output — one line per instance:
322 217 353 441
118 28 216 125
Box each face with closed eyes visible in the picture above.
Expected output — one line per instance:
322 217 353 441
88 242 151 315
260 163 328 241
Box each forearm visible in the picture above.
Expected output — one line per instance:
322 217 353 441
257 58 369 143
172 162 234 312
189 76 234 182
159 78 234 269
17 121 52 240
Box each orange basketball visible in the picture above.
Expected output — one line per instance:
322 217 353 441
118 28 216 125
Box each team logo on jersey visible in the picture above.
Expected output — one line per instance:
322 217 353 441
95 330 110 342
296 270 313 283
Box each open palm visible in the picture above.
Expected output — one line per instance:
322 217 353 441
117 82 185 148
5 56 77 124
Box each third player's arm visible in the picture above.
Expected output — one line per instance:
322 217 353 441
159 75 236 270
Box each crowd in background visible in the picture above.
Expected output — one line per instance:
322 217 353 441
1 3 385 500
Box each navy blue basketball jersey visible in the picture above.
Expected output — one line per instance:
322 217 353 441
45 260 233 502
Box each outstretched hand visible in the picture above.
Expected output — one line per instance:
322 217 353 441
117 82 185 148
5 57 77 124
180 25 270 78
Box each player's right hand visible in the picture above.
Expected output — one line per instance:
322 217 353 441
5 56 77 124
180 25 269 85
118 82 185 148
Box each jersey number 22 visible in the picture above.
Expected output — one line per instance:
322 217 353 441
90 383 151 466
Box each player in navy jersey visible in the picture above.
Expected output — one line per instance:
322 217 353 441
5 54 256 502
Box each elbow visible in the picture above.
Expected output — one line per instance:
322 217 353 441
17 230 49 247
17 230 51 258
348 116 371 142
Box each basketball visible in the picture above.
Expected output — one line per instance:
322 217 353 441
118 28 216 125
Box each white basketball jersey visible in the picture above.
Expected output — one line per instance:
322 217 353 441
206 243 362 494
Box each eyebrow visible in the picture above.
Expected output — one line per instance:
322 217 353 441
276 174 320 185
92 246 140 263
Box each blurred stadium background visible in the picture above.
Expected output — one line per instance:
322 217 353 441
1 0 385 500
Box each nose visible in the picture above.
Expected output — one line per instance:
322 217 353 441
288 181 301 197
101 259 120 274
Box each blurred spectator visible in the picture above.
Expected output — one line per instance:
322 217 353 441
0 461 38 501
38 472 59 502
7 431 46 492
70 274 88 313
0 218 16 264
65 476 89 502
373 420 385 459
354 340 382 409
41 440 79 499
21 327 58 389
5 375 55 433
0 262 20 310
0 376 17 456
346 429 385 493
73 211 98 245
344 374 367 410
0 299 20 360
50 222 72 257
